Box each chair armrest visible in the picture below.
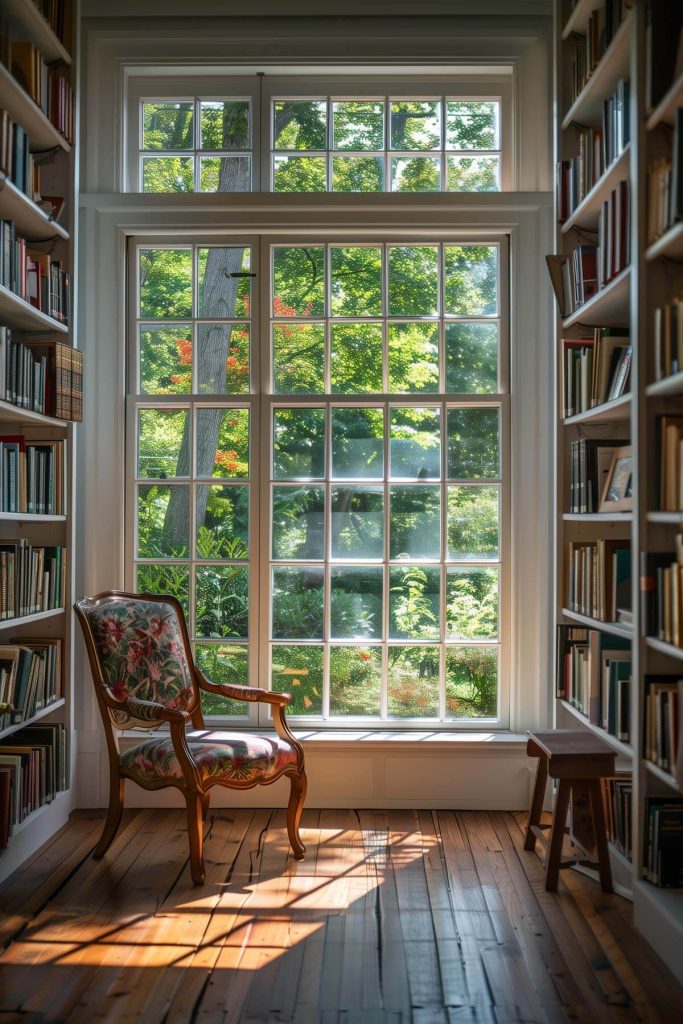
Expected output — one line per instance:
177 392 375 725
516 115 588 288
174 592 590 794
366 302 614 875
125 697 191 725
196 669 290 707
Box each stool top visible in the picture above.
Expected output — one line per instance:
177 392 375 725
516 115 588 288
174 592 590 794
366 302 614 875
527 728 616 761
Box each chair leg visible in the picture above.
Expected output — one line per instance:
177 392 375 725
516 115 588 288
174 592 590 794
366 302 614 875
94 774 125 858
524 754 548 851
546 779 571 892
287 770 307 860
588 778 613 893
185 791 205 885
201 791 211 821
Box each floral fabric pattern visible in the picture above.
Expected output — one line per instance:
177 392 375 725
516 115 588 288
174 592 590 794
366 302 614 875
120 731 298 785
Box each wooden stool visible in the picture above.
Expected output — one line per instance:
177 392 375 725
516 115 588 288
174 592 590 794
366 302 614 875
524 729 616 892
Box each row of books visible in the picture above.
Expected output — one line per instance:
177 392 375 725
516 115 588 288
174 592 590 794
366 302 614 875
29 1 74 51
647 113 683 245
562 328 631 418
603 775 632 862
644 677 682 784
640 543 683 647
597 181 630 288
566 539 631 623
0 639 62 733
657 415 683 512
0 112 38 202
0 436 66 515
653 299 683 382
0 541 64 620
644 798 683 888
9 42 74 145
0 221 71 326
645 1 683 111
569 437 628 514
0 723 67 849
556 624 631 739
0 329 82 421
565 1 632 108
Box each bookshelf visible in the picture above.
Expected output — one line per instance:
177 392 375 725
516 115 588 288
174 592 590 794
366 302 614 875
0 0 76 880
553 0 683 980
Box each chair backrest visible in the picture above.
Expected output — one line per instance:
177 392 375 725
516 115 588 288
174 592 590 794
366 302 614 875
75 591 199 731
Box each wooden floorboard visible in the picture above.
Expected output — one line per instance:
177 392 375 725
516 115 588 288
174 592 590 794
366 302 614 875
0 809 681 1024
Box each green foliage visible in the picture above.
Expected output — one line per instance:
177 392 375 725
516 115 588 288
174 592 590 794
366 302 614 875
271 645 323 714
446 647 498 718
330 646 381 716
446 568 498 640
195 565 249 639
137 484 189 558
448 486 499 560
272 567 324 640
447 408 500 480
196 642 247 717
390 566 439 640
196 485 249 560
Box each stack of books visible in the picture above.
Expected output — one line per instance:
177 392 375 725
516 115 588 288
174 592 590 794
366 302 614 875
556 623 631 738
0 436 66 515
0 723 68 849
657 415 683 510
566 2 632 107
30 1 73 51
562 328 631 417
566 539 631 622
644 798 683 888
0 222 71 326
644 677 682 784
0 639 63 732
0 330 82 421
569 438 629 513
653 299 683 381
602 774 633 861
0 112 38 202
0 541 65 620
9 42 74 145
640 542 683 647
598 182 630 285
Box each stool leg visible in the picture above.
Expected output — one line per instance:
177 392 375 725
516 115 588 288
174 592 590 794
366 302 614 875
524 755 549 851
589 779 613 893
546 779 571 892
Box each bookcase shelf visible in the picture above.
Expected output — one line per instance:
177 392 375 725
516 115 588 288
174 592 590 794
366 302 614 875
561 9 633 130
558 698 633 759
0 62 70 155
645 636 683 662
561 607 633 639
561 145 630 234
645 759 681 793
646 511 683 524
645 222 683 263
0 608 64 631
3 0 72 65
561 266 631 328
563 392 631 424
562 512 632 522
0 400 68 429
0 177 69 242
0 697 66 741
0 284 69 334
646 372 683 399
647 70 683 130
0 512 66 522
561 0 603 39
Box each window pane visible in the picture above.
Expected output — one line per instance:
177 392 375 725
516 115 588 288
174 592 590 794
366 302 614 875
195 484 249 560
200 156 251 192
273 246 325 317
387 646 439 718
446 101 498 150
137 484 189 559
332 156 384 192
143 101 193 150
142 157 193 193
273 100 327 150
198 247 251 319
331 486 384 560
138 409 188 479
272 486 325 560
331 246 382 317
390 101 441 150
330 645 381 716
273 155 326 192
388 323 439 393
445 323 498 393
390 486 440 560
447 156 499 193
139 248 192 319
330 567 383 639
390 407 440 480
333 101 384 150
447 408 500 479
389 565 440 640
273 322 325 394
272 567 324 639
330 323 383 393
448 485 499 561
391 156 441 192
446 567 498 640
136 564 189 616
140 325 192 395
195 642 248 717
200 101 250 150
444 245 497 316
445 646 498 718
196 565 249 638
196 323 250 395
196 408 249 479
271 645 323 714
331 407 384 479
273 408 325 479
388 246 438 316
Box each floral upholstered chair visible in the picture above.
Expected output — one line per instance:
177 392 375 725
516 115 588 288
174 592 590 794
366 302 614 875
75 591 306 883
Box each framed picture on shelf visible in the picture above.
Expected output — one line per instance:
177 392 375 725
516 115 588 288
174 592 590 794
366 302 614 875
599 445 633 512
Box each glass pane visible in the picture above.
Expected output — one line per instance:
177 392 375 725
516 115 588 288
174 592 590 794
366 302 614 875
195 565 249 639
447 408 500 479
271 645 323 715
196 408 249 478
272 486 325 560
330 323 383 393
273 246 325 317
137 484 189 559
273 100 327 150
447 156 499 193
444 245 497 316
272 567 324 640
445 323 498 394
390 100 441 150
446 646 498 718
197 323 250 395
273 408 325 479
196 642 248 717
142 157 193 193
390 157 441 192
331 247 382 317
389 565 440 640
139 248 192 319
273 322 325 394
273 156 326 192
136 564 189 616
200 101 250 150
137 408 188 479
331 407 384 479
333 101 384 150
200 156 251 192
140 325 192 395
388 323 439 393
388 246 438 317
448 486 499 561
446 101 498 150
446 567 498 640
330 567 383 639
142 101 193 150
195 484 249 560
330 645 382 717
331 486 384 560
332 156 384 192
390 486 440 560
198 247 251 319
387 646 439 718
390 407 440 480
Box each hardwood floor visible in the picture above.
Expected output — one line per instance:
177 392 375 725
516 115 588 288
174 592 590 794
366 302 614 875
0 808 681 1023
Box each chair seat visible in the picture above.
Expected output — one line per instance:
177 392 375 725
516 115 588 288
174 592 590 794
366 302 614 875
120 729 299 786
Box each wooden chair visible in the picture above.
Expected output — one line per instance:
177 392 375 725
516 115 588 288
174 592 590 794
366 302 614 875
75 590 307 884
